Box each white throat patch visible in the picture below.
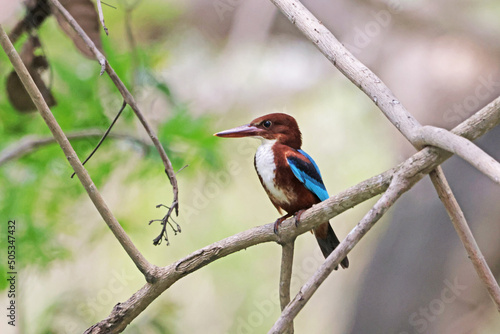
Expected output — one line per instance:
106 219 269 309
254 139 289 205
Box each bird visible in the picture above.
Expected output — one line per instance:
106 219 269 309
214 113 349 268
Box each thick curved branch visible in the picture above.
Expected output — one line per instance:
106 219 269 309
415 126 500 185
85 95 500 333
269 172 414 333
429 167 500 312
0 24 156 279
48 0 180 216
0 129 150 166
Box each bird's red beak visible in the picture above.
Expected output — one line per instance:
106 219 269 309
214 124 263 138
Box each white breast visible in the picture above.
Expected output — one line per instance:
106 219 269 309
255 139 290 205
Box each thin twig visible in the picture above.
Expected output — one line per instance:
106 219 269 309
269 173 413 333
70 100 127 178
0 24 156 281
150 203 181 246
49 0 180 234
415 126 500 185
279 242 295 334
96 0 109 35
429 167 500 312
0 129 150 166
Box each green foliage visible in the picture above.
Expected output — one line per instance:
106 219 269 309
159 106 222 171
0 1 221 294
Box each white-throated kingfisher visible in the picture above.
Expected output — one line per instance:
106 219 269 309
215 113 349 268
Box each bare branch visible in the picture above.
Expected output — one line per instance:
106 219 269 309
0 129 150 166
0 24 156 280
429 167 500 312
48 0 180 220
85 96 500 332
415 126 500 185
279 242 295 334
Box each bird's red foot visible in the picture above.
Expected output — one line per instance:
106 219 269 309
273 213 293 234
294 209 306 227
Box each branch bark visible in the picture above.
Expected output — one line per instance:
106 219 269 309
0 24 156 280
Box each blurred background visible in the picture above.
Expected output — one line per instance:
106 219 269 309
1 0 500 333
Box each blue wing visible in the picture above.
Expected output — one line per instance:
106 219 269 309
287 149 329 201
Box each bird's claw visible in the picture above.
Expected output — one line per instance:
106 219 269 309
273 218 282 235
273 215 291 234
294 209 305 227
274 212 301 234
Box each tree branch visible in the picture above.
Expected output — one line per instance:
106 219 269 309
0 129 150 167
84 95 500 332
416 126 500 185
48 0 180 222
269 172 414 333
0 24 156 280
269 0 422 142
429 167 500 312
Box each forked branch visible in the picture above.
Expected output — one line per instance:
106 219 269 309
268 0 500 322
85 96 500 332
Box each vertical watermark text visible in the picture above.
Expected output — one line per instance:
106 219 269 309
6 220 17 327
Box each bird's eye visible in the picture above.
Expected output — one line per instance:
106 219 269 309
262 120 272 128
